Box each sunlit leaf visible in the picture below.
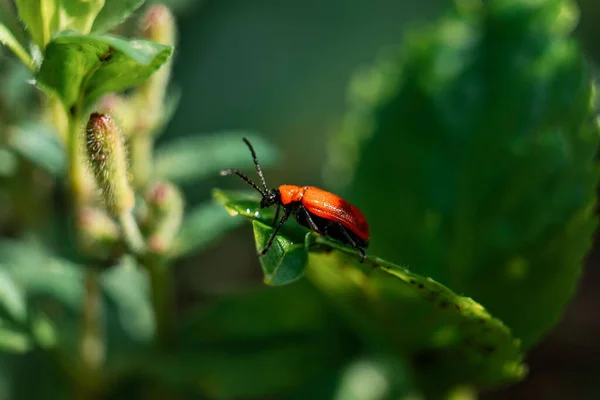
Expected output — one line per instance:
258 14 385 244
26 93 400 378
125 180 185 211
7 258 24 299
253 220 307 286
36 31 172 111
306 238 526 392
214 190 526 391
14 0 104 48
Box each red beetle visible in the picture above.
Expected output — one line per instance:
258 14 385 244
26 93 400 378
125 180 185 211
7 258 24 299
220 138 370 261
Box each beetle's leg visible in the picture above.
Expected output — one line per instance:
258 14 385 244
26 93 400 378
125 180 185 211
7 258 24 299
298 206 323 234
326 222 367 263
271 203 281 226
260 207 292 256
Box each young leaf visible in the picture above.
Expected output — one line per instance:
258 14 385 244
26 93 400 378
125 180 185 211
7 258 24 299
253 220 307 286
91 0 145 34
36 31 172 111
326 0 598 349
14 0 104 49
171 200 244 258
305 240 526 392
155 133 278 185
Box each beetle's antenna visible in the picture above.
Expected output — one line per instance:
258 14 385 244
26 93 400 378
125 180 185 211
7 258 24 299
220 168 265 195
242 137 268 192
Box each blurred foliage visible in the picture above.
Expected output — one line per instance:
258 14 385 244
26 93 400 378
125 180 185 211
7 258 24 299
0 0 597 399
326 0 599 350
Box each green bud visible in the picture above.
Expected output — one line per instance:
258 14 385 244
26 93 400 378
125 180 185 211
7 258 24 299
85 113 134 216
77 207 121 260
140 4 176 48
135 4 177 135
144 181 184 255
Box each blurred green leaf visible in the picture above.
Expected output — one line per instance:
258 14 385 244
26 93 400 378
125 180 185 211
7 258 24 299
171 199 244 258
9 121 66 177
101 257 155 348
164 282 356 399
305 239 526 393
0 326 30 354
327 0 599 349
91 0 145 34
179 281 335 345
253 220 307 285
0 2 31 68
0 270 30 354
14 0 104 49
155 133 278 185
36 31 172 111
0 269 26 325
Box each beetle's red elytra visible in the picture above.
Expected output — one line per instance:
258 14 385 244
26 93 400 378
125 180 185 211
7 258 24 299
220 138 370 262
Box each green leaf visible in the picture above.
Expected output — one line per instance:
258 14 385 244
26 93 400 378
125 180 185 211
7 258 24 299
0 325 30 353
164 282 356 399
179 281 334 345
0 2 32 68
101 257 155 348
326 0 598 349
253 220 307 285
36 31 172 111
9 121 66 177
14 0 104 49
155 133 278 185
213 189 311 285
305 241 526 392
91 0 145 34
171 200 244 258
0 270 30 354
0 269 26 325
212 191 526 391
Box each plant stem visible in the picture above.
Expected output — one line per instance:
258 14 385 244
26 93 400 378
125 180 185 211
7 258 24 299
67 110 88 209
79 267 104 394
119 210 146 254
141 254 172 348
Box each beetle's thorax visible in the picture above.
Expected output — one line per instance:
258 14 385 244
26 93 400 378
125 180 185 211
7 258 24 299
278 185 309 205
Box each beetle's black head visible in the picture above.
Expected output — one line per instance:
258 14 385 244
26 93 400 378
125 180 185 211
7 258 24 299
260 188 280 208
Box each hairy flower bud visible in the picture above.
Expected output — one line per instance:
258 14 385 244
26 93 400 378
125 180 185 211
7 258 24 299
135 4 177 135
86 113 134 216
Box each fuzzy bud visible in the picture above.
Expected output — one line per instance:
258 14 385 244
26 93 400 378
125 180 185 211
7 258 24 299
77 207 121 260
144 181 184 255
86 113 134 216
135 4 177 136
140 4 176 47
